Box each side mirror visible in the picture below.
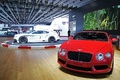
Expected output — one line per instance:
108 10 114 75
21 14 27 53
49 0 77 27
69 36 73 40
109 35 117 43
111 38 117 43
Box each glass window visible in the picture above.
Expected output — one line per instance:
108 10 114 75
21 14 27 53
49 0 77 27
32 30 43 34
38 31 43 34
1 28 9 31
62 22 66 25
73 32 108 41
44 31 49 34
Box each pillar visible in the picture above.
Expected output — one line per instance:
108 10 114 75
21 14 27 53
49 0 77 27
69 8 84 36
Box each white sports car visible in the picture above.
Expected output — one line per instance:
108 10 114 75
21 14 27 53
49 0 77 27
14 30 60 43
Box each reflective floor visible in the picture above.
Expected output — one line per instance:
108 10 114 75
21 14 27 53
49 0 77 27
0 37 120 80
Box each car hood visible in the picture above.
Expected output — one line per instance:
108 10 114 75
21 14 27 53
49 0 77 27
64 40 109 53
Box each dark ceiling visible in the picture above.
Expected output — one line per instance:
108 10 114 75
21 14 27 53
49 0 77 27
0 0 97 24
0 0 120 25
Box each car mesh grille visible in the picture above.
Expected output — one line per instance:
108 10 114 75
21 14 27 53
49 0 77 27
67 51 92 62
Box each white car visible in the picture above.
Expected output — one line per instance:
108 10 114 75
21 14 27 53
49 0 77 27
0 27 10 36
14 30 60 43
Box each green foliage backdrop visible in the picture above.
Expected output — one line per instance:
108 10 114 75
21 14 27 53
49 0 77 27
84 6 120 30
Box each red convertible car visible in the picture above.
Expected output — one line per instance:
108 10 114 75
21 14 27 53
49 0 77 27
58 31 114 74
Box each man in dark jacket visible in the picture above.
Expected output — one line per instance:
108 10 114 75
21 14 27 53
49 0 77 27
68 29 71 38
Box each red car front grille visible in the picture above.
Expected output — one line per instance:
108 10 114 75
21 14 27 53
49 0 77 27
67 51 92 62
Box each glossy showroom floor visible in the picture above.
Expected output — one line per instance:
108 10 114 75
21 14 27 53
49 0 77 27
0 37 120 80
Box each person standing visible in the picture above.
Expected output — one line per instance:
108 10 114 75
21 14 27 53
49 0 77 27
68 29 71 38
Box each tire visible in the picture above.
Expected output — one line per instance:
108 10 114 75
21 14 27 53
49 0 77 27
107 61 114 75
48 36 55 43
19 36 28 43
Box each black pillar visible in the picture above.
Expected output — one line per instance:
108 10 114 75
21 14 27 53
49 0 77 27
69 8 84 36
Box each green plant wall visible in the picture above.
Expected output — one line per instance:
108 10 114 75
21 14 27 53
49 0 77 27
84 5 120 30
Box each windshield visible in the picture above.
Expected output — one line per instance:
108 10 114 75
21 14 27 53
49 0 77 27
73 32 108 41
0 28 9 31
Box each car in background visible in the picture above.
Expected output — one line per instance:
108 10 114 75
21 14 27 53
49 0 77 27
0 27 10 36
14 30 60 43
0 27 18 36
58 31 114 74
5 28 18 36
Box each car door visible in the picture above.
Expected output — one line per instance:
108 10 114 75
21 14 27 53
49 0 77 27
27 31 42 42
31 30 48 42
38 31 48 41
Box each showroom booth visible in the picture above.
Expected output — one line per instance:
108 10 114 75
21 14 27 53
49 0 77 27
69 0 120 50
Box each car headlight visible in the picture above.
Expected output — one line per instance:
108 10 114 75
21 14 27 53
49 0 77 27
96 53 104 61
105 52 111 58
59 48 66 56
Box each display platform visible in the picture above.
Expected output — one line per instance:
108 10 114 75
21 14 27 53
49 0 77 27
1 40 66 49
